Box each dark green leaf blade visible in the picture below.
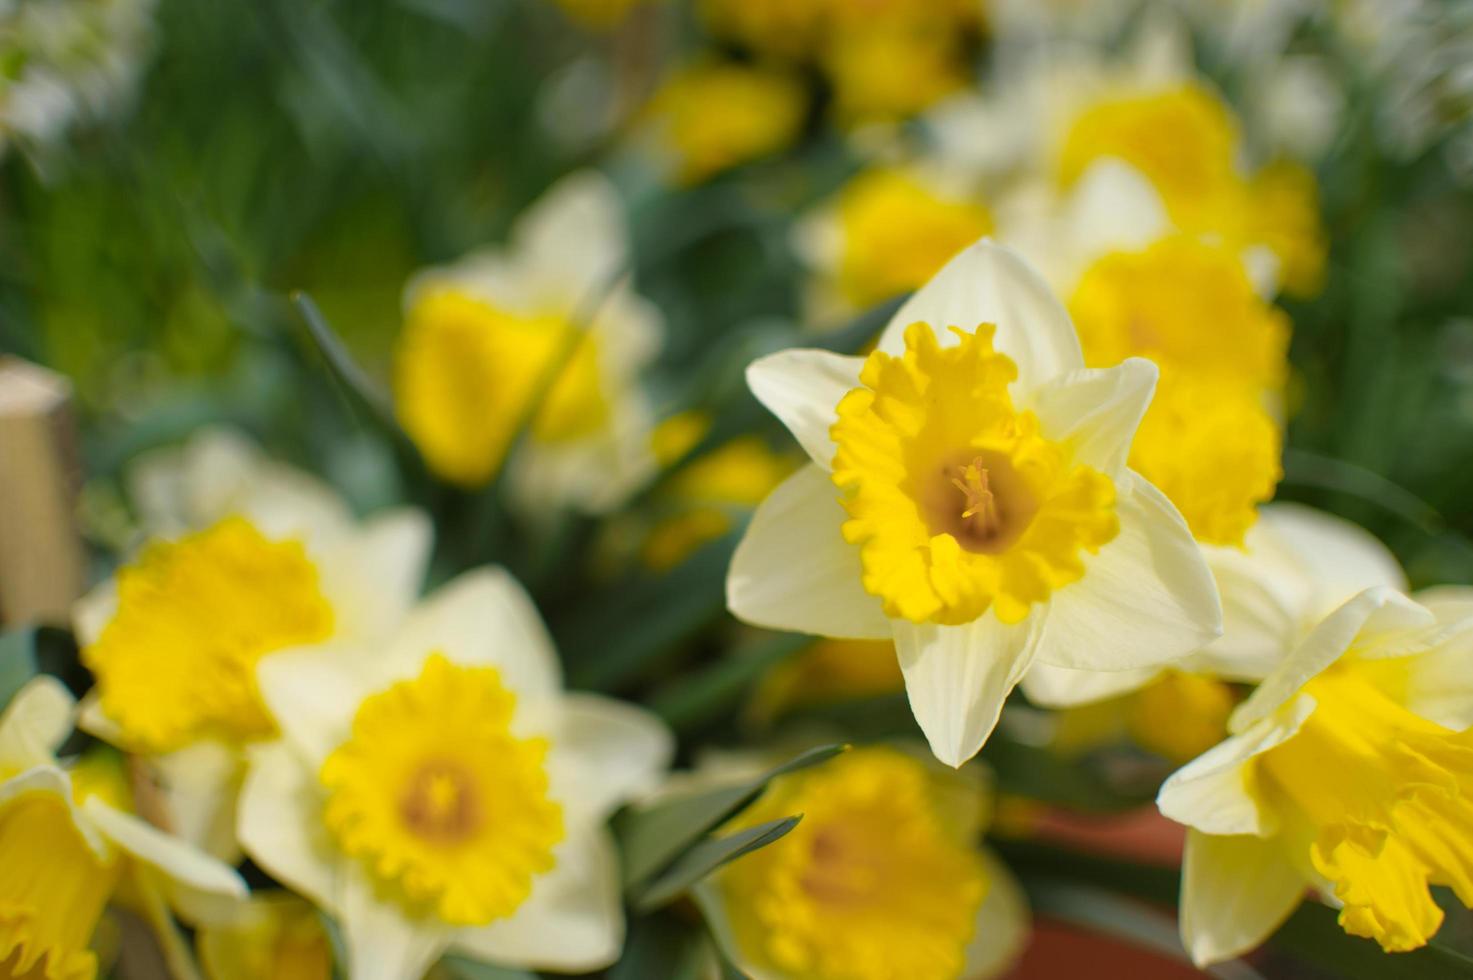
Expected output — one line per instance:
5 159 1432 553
634 816 802 912
614 744 844 890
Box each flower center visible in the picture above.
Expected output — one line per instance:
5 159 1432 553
394 288 611 488
398 761 482 845
320 653 564 927
83 517 334 754
719 747 986 980
831 321 1117 625
0 790 122 980
1256 667 1473 952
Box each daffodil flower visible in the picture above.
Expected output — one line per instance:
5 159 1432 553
72 428 432 860
1022 501 1408 710
0 677 247 979
691 745 1029 980
394 170 663 512
238 567 673 980
727 240 1222 766
1158 586 1473 964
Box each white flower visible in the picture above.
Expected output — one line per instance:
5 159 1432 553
1157 585 1473 964
72 427 432 860
726 239 1222 767
1021 501 1407 707
239 567 673 980
394 170 663 513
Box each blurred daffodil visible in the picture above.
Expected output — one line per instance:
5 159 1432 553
1024 503 1409 729
643 415 798 571
747 639 904 725
395 172 662 511
197 892 332 980
644 61 807 185
794 165 993 316
0 677 247 980
239 567 673 980
696 745 1029 980
1159 586 1473 964
727 240 1222 766
73 428 431 862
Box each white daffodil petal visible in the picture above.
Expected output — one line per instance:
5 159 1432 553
1400 587 1473 728
963 849 1031 980
317 508 432 645
1230 587 1432 733
879 240 1085 392
1061 158 1170 265
1180 829 1306 968
384 568 563 718
727 465 891 641
0 675 76 770
339 863 449 980
72 579 117 648
81 796 246 900
1259 503 1407 612
894 613 1044 768
237 741 341 913
1157 695 1315 836
1188 544 1303 681
1036 473 1222 672
150 740 243 861
746 349 862 471
256 644 372 767
452 827 623 973
516 170 627 300
1030 358 1157 478
1020 662 1160 708
548 695 674 824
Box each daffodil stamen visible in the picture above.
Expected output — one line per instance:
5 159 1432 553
831 321 1118 625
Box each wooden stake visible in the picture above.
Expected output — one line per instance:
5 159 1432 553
0 356 85 626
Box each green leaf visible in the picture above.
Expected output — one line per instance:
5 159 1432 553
293 292 398 429
633 816 802 912
0 627 41 711
647 632 813 734
614 744 845 891
608 912 713 980
438 954 537 980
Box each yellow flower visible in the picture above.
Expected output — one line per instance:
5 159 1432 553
1245 159 1328 298
240 568 672 979
747 639 904 724
822 24 969 123
197 893 332 980
647 61 807 185
799 167 993 313
0 679 246 980
1159 587 1473 964
1069 236 1290 545
832 323 1119 626
729 241 1221 765
1126 670 1237 764
697 746 1028 980
697 0 828 60
72 428 431 860
395 171 663 510
643 435 798 571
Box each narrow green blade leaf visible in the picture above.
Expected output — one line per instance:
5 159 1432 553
293 292 397 427
615 744 845 890
634 816 802 912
